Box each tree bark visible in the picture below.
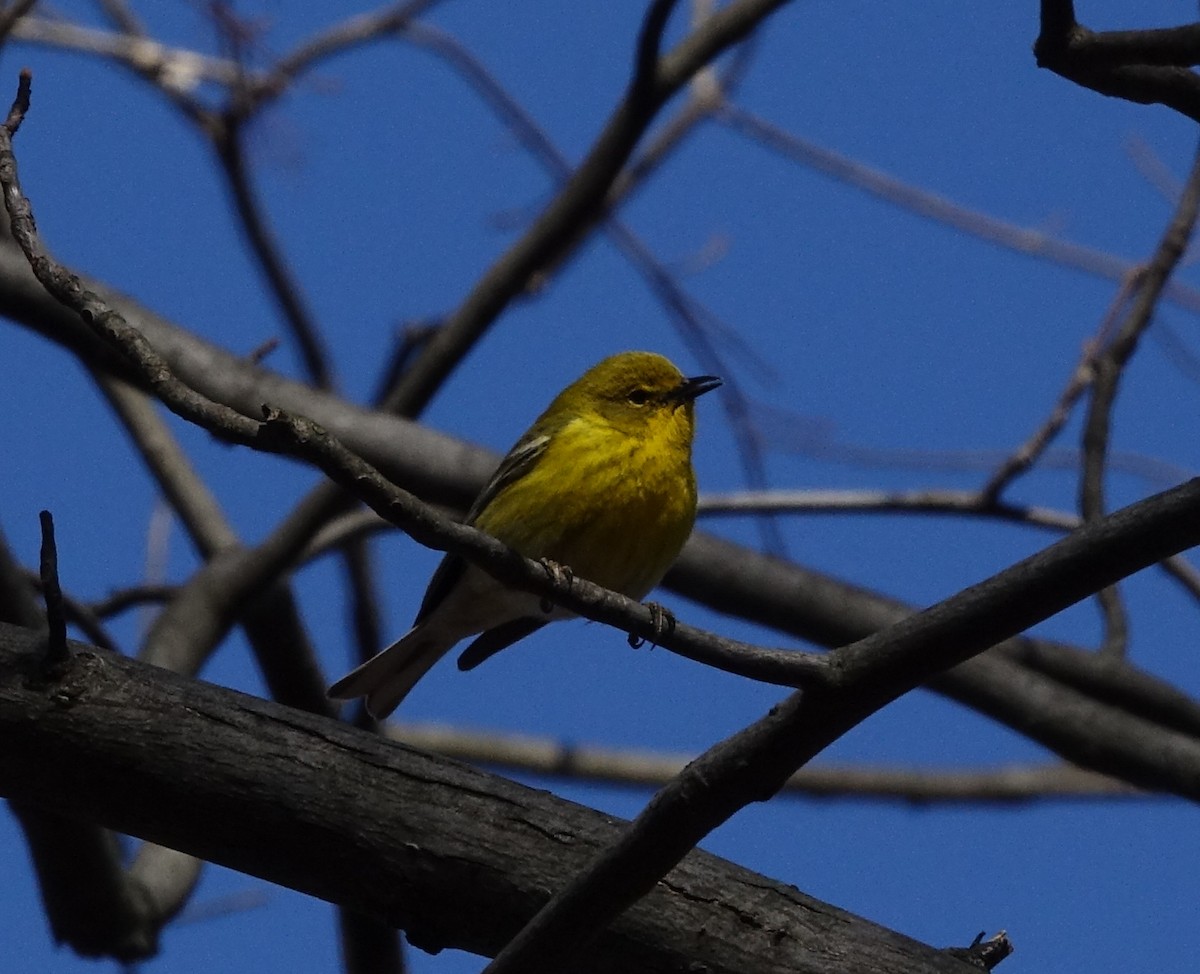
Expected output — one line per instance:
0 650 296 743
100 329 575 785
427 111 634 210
0 622 985 974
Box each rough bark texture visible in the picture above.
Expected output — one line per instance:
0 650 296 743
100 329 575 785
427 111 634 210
0 623 982 974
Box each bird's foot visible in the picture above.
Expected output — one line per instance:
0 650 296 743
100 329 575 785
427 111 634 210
629 601 676 649
539 558 573 614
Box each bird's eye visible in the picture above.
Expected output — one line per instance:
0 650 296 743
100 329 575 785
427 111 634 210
627 388 651 405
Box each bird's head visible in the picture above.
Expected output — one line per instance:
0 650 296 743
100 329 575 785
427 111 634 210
545 351 721 445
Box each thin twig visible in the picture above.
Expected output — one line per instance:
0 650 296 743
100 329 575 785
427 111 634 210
89 583 178 618
696 487 1200 609
92 370 238 558
241 0 447 114
23 572 121 654
11 17 212 119
345 537 384 669
3 64 28 132
95 0 145 36
1127 134 1184 204
37 510 68 667
1080 142 1200 657
212 117 334 389
1151 315 1200 383
718 103 1200 317
371 319 439 403
699 488 1081 530
982 270 1143 502
755 401 1191 489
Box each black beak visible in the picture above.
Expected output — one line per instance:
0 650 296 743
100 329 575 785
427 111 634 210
674 374 722 404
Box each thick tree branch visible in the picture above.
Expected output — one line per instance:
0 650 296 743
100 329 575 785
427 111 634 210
1040 20 1200 69
1035 5 1200 122
0 622 994 974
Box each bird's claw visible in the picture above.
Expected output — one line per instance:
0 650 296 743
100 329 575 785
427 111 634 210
628 601 676 649
539 558 573 614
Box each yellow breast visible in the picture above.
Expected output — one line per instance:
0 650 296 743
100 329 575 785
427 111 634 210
475 410 698 599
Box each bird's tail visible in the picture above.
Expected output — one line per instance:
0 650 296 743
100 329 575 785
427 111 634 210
327 627 450 719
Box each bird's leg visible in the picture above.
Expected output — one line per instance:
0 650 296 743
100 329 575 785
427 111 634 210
538 558 573 614
629 601 676 649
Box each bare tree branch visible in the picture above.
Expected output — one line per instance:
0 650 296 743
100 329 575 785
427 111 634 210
700 488 1082 531
210 117 334 389
1035 5 1200 123
981 272 1142 502
390 721 1145 803
94 0 145 36
92 372 238 557
241 0 447 114
11 16 215 119
719 103 1200 317
0 622 999 974
0 0 37 46
1080 141 1200 656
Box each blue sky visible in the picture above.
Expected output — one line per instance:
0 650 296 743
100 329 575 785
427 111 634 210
3 1 1199 972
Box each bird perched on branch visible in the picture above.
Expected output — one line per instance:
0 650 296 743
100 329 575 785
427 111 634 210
328 350 721 718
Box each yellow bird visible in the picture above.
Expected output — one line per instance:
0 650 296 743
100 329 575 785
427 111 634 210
328 350 721 717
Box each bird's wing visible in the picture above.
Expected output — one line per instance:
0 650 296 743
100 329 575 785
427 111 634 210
413 432 551 625
456 618 548 671
465 432 551 522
